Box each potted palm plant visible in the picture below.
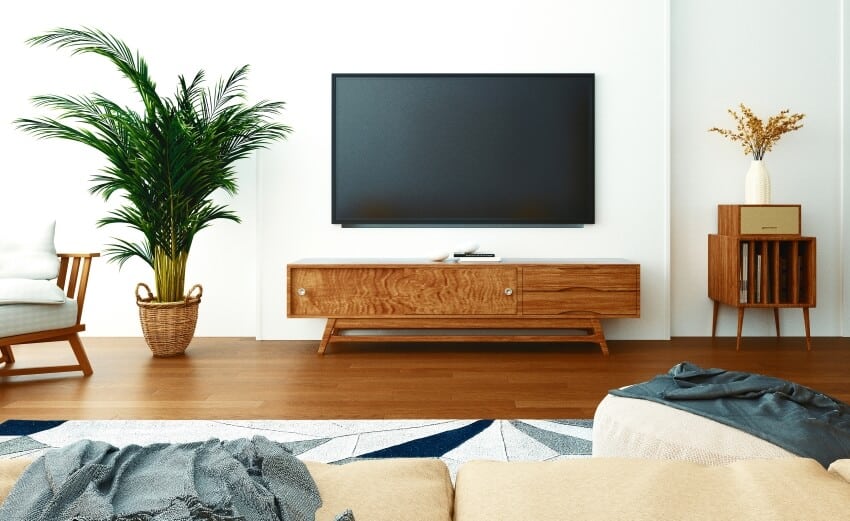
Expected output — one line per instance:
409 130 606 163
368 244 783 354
16 27 292 356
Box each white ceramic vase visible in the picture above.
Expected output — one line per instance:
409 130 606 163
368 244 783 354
744 160 771 204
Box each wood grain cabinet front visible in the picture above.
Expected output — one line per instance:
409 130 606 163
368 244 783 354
521 266 640 317
288 266 518 316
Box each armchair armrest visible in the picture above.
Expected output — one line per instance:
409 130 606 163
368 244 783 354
56 253 100 324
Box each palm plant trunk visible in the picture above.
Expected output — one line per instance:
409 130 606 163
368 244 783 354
153 248 188 302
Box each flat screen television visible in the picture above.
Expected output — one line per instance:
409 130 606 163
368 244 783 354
332 73 595 226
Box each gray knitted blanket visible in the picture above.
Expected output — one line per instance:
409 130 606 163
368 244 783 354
0 436 322 521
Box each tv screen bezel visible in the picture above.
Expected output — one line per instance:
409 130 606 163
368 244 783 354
331 72 595 227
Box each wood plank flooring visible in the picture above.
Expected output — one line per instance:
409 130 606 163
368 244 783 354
0 336 848 420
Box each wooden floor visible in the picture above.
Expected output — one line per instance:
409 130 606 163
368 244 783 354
0 336 848 421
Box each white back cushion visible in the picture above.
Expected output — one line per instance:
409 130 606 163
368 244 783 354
0 220 59 279
0 279 66 305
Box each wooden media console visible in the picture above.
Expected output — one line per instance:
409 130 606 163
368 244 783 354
287 259 640 355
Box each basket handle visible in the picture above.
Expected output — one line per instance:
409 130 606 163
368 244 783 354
186 284 203 302
135 282 154 302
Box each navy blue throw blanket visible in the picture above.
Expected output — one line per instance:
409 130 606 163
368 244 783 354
610 362 850 467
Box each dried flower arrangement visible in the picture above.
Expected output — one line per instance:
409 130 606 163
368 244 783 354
709 103 805 160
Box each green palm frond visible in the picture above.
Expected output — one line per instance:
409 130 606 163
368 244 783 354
102 239 154 269
16 27 291 301
26 27 162 113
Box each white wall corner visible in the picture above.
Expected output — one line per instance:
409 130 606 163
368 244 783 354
663 0 673 339
842 0 849 336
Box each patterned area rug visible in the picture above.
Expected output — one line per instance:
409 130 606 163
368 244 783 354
0 419 592 479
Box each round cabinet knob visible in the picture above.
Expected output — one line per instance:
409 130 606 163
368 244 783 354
504 288 513 296
297 288 307 296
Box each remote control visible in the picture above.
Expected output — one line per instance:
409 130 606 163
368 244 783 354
453 252 496 257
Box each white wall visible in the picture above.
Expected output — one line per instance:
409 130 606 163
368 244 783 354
844 0 850 337
671 0 844 337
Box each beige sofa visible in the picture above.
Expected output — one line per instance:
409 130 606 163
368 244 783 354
3 455 850 520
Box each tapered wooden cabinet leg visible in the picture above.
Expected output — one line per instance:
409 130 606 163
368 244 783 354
0 345 15 364
711 301 720 337
318 319 337 355
773 308 781 337
803 308 812 351
736 308 745 352
590 320 609 356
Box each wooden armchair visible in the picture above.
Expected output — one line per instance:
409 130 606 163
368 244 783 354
0 253 99 377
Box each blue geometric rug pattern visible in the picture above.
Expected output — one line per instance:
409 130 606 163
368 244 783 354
0 419 592 479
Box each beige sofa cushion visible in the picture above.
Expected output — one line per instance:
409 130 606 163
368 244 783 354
454 458 850 521
0 458 33 505
1 457 453 520
305 459 453 521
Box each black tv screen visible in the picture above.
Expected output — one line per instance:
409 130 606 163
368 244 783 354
332 73 595 226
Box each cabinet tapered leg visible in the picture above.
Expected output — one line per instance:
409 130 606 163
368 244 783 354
711 301 720 337
590 319 609 356
318 319 337 355
773 308 781 337
736 308 745 351
803 308 812 351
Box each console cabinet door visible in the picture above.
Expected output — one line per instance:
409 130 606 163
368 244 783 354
289 266 518 316
521 265 640 317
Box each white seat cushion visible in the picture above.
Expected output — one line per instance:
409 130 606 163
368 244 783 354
0 299 77 338
0 220 58 280
0 279 66 305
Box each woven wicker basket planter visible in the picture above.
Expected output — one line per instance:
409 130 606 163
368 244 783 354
135 283 202 357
